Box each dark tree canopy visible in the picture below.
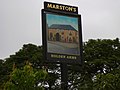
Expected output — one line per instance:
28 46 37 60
68 38 120 89
0 38 120 90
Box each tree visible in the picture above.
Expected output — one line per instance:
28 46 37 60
93 72 120 90
2 44 59 90
2 38 120 90
67 38 120 89
4 63 47 90
0 59 4 88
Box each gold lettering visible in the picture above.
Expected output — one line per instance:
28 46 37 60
74 56 77 59
66 56 77 59
47 4 52 8
73 8 76 12
51 54 66 59
52 4 56 8
51 54 77 59
59 6 63 10
65 6 69 11
56 5 59 9
47 3 77 13
62 6 65 10
68 7 73 12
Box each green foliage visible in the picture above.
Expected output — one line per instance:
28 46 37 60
4 64 47 90
0 59 9 89
68 38 120 89
93 72 120 90
0 59 4 88
1 44 59 89
4 44 44 69
1 38 120 90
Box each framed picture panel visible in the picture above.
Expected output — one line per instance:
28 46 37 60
42 9 82 64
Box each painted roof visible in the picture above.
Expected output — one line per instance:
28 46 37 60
48 24 77 31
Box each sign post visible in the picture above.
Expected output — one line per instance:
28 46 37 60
42 2 83 89
61 63 68 90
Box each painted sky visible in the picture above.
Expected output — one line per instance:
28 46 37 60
47 14 78 30
0 0 120 59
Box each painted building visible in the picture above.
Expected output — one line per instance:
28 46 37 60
48 24 79 43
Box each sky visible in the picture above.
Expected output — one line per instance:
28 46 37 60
47 14 78 30
0 0 120 59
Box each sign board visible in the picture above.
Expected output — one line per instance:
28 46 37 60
44 2 78 14
42 2 82 64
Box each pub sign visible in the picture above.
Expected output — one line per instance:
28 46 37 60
42 2 82 64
